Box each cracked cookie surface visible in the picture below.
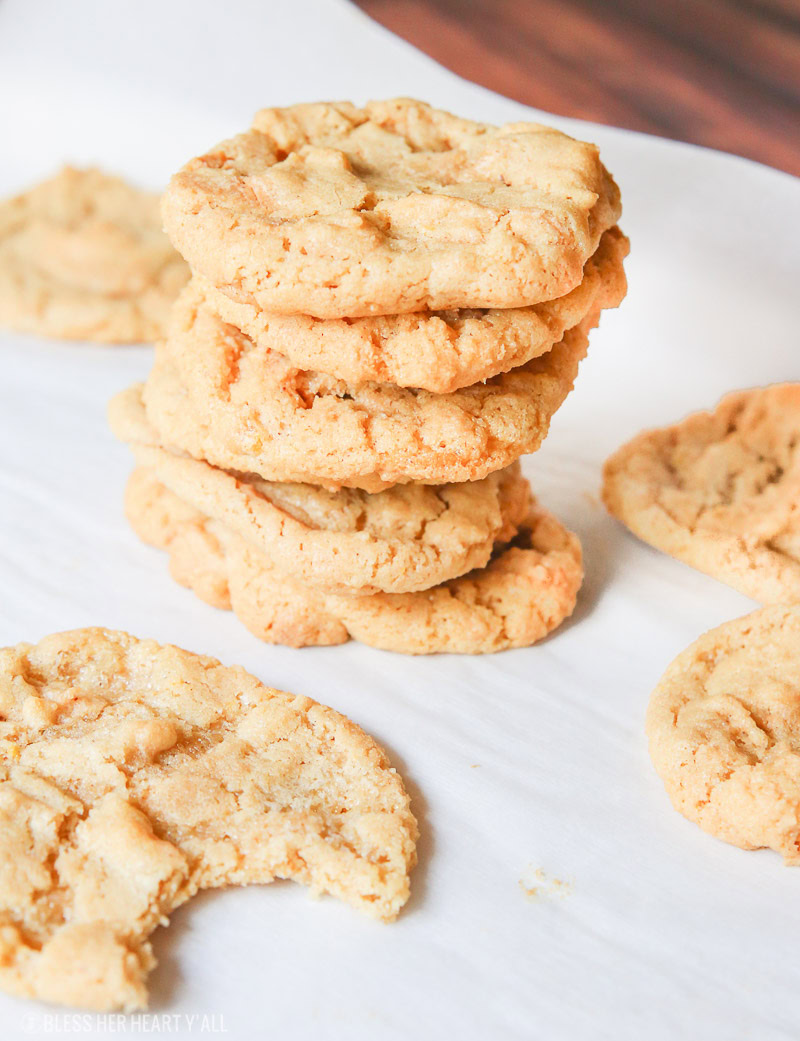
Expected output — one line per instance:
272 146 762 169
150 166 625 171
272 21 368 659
162 98 621 318
140 279 619 490
0 628 417 1011
126 468 583 655
111 384 530 595
647 605 800 862
199 226 628 392
602 385 800 603
0 168 189 343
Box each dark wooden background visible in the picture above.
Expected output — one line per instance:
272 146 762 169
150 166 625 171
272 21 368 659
353 0 800 176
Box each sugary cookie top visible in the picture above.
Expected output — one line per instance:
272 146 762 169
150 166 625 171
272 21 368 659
163 98 621 317
0 629 417 1010
621 385 800 534
647 606 800 862
0 167 188 342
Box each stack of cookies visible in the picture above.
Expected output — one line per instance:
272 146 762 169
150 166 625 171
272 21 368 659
110 99 628 654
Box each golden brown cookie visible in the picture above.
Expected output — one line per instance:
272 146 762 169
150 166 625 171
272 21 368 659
126 468 583 655
200 226 628 392
0 628 417 1011
647 605 800 862
138 281 619 490
602 385 800 603
0 167 188 343
110 383 531 595
162 98 621 318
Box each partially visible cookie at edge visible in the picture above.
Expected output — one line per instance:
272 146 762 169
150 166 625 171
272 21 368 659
647 605 800 862
0 167 189 343
162 97 621 318
126 467 584 655
602 384 800 603
0 628 417 1011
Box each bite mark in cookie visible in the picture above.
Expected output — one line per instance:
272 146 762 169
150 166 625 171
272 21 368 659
0 629 417 1010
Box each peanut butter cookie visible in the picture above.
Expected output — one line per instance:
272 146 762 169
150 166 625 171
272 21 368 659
0 167 188 343
138 282 616 490
0 629 417 1010
110 383 530 595
603 385 800 603
162 98 621 318
647 605 800 862
199 226 628 392
126 468 583 654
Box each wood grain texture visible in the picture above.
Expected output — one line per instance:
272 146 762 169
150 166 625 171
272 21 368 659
353 0 800 175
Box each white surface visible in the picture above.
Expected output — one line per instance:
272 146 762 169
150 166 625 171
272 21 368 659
1 2 799 1038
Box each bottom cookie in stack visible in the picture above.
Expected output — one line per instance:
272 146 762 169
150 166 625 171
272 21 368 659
124 467 583 655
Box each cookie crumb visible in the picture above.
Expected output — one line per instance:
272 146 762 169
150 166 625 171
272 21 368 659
519 867 573 902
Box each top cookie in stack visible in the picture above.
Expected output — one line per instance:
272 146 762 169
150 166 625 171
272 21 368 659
164 98 620 320
110 98 628 654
